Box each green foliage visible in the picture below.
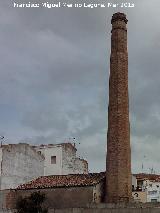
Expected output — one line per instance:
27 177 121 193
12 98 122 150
16 191 48 213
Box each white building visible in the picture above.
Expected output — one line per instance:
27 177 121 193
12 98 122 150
33 143 88 176
0 143 44 189
143 179 160 202
133 174 160 203
132 175 137 191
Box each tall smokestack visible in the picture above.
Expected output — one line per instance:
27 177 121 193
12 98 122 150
106 12 132 203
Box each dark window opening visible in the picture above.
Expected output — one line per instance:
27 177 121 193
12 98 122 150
51 156 56 164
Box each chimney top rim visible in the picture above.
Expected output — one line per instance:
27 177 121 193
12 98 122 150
111 12 128 24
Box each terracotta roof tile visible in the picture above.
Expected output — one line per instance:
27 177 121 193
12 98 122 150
17 172 105 190
134 173 160 181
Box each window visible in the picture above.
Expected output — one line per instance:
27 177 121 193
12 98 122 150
151 199 157 203
51 156 56 164
148 190 157 195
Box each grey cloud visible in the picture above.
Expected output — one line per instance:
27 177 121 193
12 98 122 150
0 0 160 172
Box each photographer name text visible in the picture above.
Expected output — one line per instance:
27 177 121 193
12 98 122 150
13 2 135 8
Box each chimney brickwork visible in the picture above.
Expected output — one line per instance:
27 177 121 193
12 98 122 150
106 12 132 203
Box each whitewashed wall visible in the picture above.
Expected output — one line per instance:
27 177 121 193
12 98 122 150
35 145 63 176
132 175 137 190
35 143 88 175
0 143 44 190
145 181 160 202
62 144 88 174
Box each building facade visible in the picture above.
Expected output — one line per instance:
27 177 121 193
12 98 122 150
132 191 147 203
133 174 160 203
143 180 160 202
0 143 44 190
33 143 88 175
132 175 137 191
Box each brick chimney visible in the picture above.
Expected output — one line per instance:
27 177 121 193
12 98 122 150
106 12 132 203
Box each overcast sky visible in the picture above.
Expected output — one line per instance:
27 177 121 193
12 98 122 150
0 0 160 173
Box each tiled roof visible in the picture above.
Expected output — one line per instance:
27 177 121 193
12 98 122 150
17 172 105 190
134 173 160 181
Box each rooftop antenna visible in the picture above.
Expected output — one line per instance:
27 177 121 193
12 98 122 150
0 136 4 147
149 167 154 174
141 155 146 173
142 163 144 173
151 166 154 174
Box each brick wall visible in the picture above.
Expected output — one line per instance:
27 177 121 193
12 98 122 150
3 185 104 209
0 190 10 209
5 191 17 209
106 12 132 203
